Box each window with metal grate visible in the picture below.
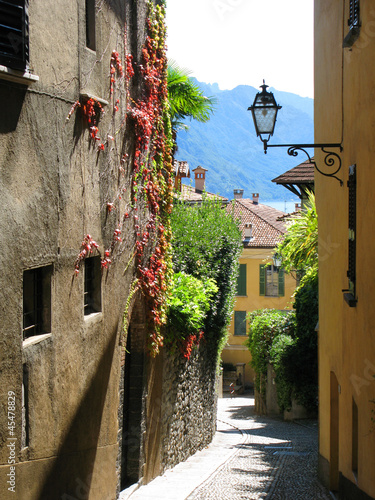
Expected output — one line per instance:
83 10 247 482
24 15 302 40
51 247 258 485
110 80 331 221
0 0 29 70
344 164 357 306
348 0 360 29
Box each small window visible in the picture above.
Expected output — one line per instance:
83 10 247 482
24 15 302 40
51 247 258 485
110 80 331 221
236 264 247 296
23 265 52 339
86 0 96 51
259 264 284 297
344 164 357 306
234 311 246 336
0 0 29 70
84 256 101 315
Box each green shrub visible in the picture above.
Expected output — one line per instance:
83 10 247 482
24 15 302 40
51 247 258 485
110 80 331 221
246 309 296 395
171 196 242 357
166 272 218 345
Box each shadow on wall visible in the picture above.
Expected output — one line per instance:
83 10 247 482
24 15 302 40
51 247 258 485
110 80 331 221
37 330 118 500
0 82 27 133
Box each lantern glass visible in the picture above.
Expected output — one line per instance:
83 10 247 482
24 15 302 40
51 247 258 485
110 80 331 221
248 82 282 141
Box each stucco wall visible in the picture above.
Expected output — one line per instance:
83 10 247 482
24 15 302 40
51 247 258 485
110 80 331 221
315 0 375 497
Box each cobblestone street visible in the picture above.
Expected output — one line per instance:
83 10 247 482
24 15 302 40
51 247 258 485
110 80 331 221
121 393 332 500
188 394 331 500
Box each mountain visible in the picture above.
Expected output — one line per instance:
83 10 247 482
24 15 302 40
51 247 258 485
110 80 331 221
175 80 314 201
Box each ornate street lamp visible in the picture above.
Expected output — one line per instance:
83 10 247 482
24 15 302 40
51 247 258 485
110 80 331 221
248 81 344 185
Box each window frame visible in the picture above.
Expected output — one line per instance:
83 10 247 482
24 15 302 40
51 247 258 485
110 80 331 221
84 256 102 316
0 0 29 70
22 265 52 340
259 264 285 297
234 310 247 336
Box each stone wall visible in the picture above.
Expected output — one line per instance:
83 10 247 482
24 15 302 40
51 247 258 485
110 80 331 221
160 342 218 471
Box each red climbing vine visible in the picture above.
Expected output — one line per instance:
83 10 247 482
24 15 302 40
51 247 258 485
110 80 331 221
71 0 172 356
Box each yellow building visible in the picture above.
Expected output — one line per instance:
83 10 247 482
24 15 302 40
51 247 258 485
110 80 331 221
315 1 375 498
221 193 296 388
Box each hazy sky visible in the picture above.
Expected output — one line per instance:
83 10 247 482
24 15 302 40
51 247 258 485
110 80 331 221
166 0 314 98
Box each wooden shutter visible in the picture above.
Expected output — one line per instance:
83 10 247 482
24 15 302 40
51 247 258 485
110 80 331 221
278 268 285 297
234 311 246 336
259 264 265 296
0 0 29 70
236 263 246 296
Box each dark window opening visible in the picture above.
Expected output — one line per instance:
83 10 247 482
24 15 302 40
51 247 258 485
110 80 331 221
0 0 29 70
23 265 52 339
85 0 96 51
84 256 101 315
234 310 247 336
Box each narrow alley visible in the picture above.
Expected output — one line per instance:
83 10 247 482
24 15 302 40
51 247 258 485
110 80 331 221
120 394 331 500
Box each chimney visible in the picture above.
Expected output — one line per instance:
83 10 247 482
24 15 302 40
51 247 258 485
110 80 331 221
243 223 252 240
193 166 207 192
234 189 244 200
252 193 259 204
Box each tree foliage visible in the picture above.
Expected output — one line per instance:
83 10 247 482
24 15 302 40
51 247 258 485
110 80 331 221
167 60 216 131
275 191 317 273
171 196 242 354
166 272 218 342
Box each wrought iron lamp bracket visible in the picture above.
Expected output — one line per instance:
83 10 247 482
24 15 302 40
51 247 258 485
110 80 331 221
264 142 344 186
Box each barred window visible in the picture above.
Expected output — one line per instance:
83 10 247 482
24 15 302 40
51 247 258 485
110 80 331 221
348 0 360 29
345 164 357 306
0 0 29 70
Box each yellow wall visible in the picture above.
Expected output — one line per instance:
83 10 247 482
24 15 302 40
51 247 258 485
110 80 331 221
222 247 296 387
315 1 375 496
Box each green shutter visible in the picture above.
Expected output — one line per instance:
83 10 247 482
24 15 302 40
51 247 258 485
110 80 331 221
278 268 285 297
234 311 247 336
236 264 247 296
259 265 265 296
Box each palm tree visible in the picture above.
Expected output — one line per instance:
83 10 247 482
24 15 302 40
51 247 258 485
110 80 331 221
167 60 216 133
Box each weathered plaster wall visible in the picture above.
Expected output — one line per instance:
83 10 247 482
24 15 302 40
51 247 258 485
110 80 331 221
315 0 375 497
0 1 153 499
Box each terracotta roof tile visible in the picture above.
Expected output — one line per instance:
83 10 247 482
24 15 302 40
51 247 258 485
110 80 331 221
228 199 286 248
179 184 228 203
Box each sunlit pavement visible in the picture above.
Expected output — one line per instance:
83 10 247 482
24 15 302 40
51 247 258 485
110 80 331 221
120 393 331 500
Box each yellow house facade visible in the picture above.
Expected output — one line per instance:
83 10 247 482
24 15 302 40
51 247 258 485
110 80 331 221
221 194 296 388
315 1 375 498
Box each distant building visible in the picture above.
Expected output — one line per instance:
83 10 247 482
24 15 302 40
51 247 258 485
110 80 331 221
221 192 297 388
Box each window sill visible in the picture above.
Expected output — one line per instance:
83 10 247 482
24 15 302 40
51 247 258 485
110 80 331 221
23 333 52 349
0 65 39 86
84 311 103 324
